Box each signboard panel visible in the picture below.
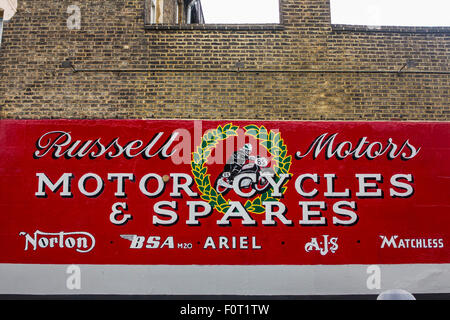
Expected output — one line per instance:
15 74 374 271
0 120 448 265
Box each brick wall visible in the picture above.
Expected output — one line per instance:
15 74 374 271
0 0 448 120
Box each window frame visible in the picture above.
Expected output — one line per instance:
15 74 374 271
150 0 157 24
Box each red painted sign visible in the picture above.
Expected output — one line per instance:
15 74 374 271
0 120 449 265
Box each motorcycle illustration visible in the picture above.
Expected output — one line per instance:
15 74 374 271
213 150 275 196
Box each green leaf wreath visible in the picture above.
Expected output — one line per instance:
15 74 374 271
191 123 292 214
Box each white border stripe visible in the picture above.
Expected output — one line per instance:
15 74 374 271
0 264 449 295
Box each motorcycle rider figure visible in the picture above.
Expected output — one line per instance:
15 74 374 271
214 143 274 195
223 143 253 183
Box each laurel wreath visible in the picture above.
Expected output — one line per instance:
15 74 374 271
191 123 292 214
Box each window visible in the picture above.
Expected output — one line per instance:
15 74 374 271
185 0 205 24
148 0 165 24
145 0 280 25
330 0 450 27
150 0 157 24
